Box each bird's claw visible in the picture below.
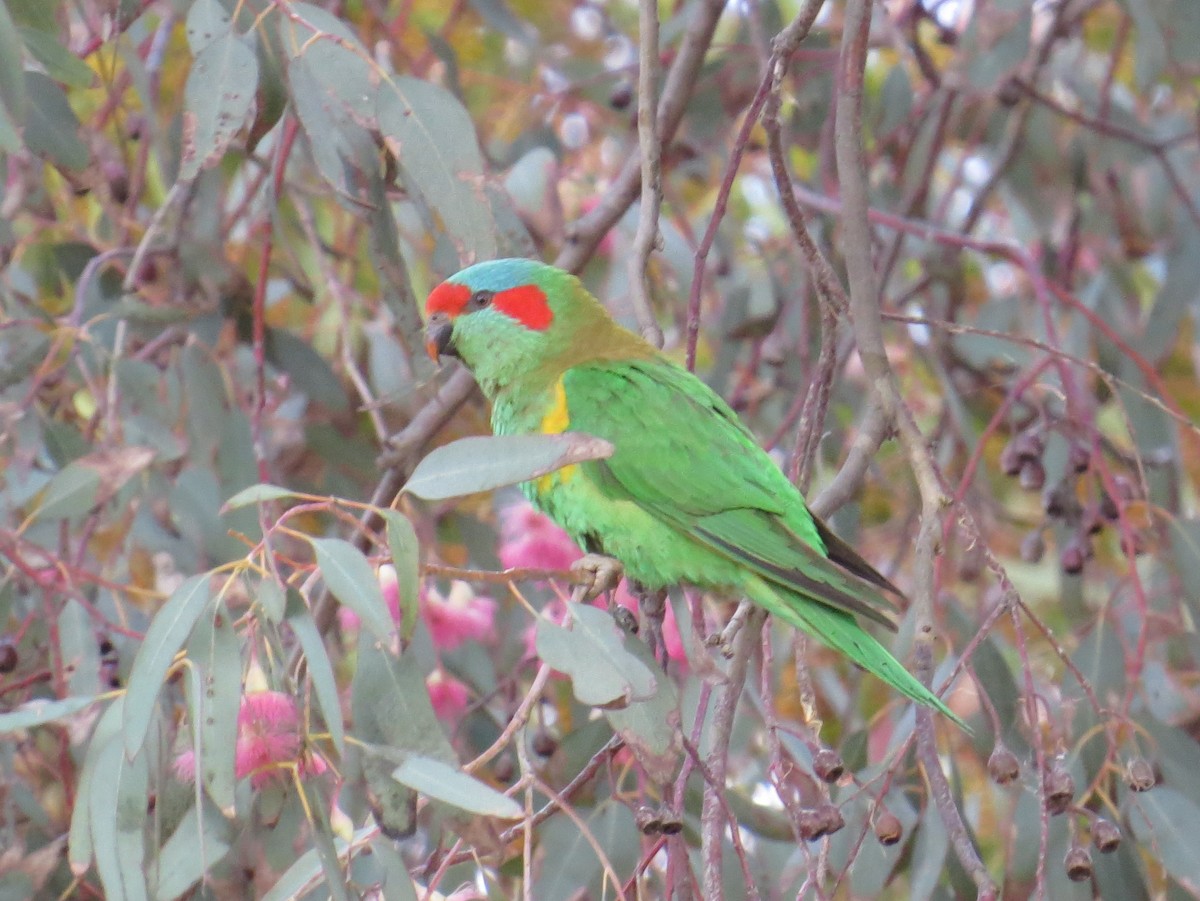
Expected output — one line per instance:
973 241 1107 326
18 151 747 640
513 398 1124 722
569 553 624 603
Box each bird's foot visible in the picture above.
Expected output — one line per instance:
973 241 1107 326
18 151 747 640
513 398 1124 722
633 583 669 666
569 553 624 604
706 599 755 659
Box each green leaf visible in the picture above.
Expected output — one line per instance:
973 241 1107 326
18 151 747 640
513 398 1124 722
535 603 657 708
287 609 345 754
534 802 639 901
0 694 101 733
221 482 298 511
265 327 349 409
603 634 681 783
90 735 150 901
377 74 498 259
123 574 213 757
310 537 394 642
405 433 614 501
1127 787 1200 890
23 71 88 170
152 800 233 901
260 825 376 901
256 578 287 623
186 601 241 814
18 27 96 87
69 697 126 875
184 0 232 54
27 460 101 522
180 31 258 180
390 755 522 819
382 510 420 641
0 0 27 125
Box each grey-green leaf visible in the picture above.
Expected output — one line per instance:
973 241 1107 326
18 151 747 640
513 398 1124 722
185 0 231 54
535 603 657 708
0 694 101 734
405 433 614 501
382 509 420 641
28 461 101 522
288 609 345 754
310 537 394 642
186 602 241 814
603 635 681 783
222 482 298 511
180 31 258 180
23 71 88 170
123 574 213 757
152 800 233 901
1128 787 1200 890
391 755 522 819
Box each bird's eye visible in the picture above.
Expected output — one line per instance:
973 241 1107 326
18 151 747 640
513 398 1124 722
469 290 493 310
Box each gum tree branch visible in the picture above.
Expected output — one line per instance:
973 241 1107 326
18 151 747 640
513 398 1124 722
629 0 664 347
833 0 994 895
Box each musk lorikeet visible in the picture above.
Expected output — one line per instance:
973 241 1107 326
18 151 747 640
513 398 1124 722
424 258 965 728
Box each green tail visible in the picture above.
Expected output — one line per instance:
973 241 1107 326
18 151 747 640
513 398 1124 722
752 580 971 732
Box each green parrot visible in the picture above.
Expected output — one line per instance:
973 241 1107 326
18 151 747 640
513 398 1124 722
425 258 964 728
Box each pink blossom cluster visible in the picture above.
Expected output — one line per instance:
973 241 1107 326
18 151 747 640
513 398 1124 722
174 690 326 789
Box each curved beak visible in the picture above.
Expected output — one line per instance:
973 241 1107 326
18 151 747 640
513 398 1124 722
425 312 457 360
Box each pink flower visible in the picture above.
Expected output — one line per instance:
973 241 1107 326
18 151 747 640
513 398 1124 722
498 501 582 573
426 668 470 720
173 690 325 789
422 581 496 650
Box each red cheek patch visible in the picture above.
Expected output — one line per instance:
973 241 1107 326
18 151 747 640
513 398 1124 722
426 282 471 317
494 284 553 330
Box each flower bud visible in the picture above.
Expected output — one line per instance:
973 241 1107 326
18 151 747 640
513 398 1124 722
1125 757 1156 792
874 810 903 846
812 748 845 784
1044 766 1075 815
1091 817 1121 853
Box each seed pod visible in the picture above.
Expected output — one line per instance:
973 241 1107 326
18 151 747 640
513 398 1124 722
1042 481 1075 519
1020 530 1045 564
635 805 663 835
1099 490 1119 521
1011 429 1046 463
988 745 1020 785
999 440 1024 476
1125 757 1156 792
0 639 16 674
798 804 845 841
874 810 903 846
1044 766 1075 815
1019 459 1046 491
1082 505 1104 535
812 748 845 784
1064 846 1093 882
1091 817 1121 854
1060 535 1088 575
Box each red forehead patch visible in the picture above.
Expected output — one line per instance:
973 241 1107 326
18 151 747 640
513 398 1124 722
494 284 553 330
426 282 471 317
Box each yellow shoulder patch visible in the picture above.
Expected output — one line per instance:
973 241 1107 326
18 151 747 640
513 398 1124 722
536 377 577 494
539 376 571 434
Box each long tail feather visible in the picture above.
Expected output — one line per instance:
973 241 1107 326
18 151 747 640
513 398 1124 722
749 578 970 732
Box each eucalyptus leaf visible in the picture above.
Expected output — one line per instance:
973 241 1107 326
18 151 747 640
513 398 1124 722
535 603 657 708
0 695 101 734
123 574 213 757
288 609 345 754
1127 787 1200 890
603 634 681 784
180 31 258 179
186 601 241 814
152 800 233 901
221 482 298 510
311 537 394 642
405 433 614 501
382 510 421 641
390 756 522 819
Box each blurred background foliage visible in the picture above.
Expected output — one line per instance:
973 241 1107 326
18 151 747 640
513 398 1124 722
1 0 1199 898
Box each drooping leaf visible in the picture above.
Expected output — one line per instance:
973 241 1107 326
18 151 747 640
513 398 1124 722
404 433 614 501
382 509 420 641
123 574 213 757
535 603 657 708
152 800 234 901
23 71 87 170
1127 787 1200 891
377 74 498 260
90 734 150 901
184 0 231 54
603 634 681 784
180 31 258 179
288 608 345 754
310 537 394 642
390 756 522 819
185 601 242 814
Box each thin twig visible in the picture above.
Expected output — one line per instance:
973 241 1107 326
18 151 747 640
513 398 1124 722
629 0 664 348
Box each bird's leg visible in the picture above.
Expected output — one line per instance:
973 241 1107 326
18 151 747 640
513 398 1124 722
631 580 668 666
569 553 624 604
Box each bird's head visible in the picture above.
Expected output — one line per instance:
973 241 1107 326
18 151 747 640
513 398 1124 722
424 258 647 395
